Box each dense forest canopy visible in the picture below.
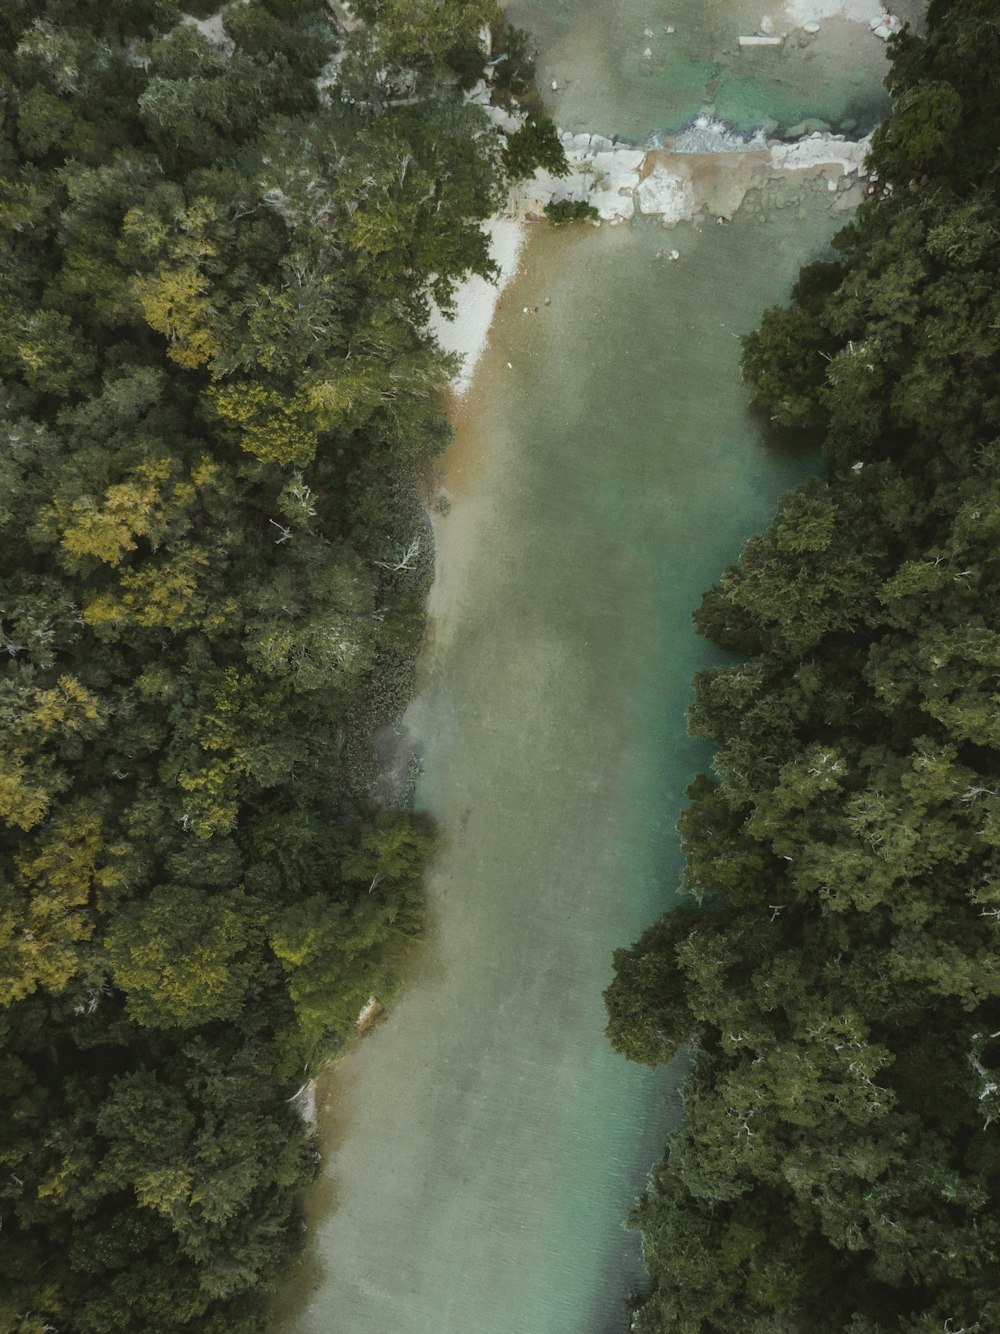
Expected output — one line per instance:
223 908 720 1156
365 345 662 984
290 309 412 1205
0 1 559 1330
605 1 1000 1330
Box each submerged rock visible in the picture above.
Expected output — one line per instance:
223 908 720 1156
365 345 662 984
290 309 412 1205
637 167 695 223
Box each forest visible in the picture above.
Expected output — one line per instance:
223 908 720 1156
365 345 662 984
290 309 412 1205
0 1 558 1330
605 0 1000 1329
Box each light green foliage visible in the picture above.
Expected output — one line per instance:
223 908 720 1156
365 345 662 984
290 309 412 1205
106 885 255 1027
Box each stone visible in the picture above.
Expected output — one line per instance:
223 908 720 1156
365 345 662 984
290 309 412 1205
786 118 830 138
636 167 695 222
588 134 615 153
761 14 775 34
485 104 524 133
465 79 491 105
803 20 820 32
770 134 871 175
591 148 646 184
590 189 635 223
739 33 782 45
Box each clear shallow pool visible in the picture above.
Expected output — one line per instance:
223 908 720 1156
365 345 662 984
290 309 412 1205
275 188 856 1332
504 0 893 140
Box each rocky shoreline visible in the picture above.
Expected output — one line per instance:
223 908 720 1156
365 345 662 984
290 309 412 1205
429 0 909 390
508 120 872 226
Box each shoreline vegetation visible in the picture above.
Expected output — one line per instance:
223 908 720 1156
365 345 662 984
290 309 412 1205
605 1 1000 1329
0 1 563 1330
432 4 910 397
429 122 874 398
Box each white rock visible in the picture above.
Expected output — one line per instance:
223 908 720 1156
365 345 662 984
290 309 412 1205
761 14 775 33
592 148 645 179
591 189 636 223
181 11 235 56
636 167 695 222
873 22 890 38
739 33 783 45
589 134 615 153
769 134 871 174
465 79 492 105
803 20 821 32
485 104 525 133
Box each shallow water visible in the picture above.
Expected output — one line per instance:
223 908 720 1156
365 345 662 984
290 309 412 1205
504 0 893 140
276 184 855 1332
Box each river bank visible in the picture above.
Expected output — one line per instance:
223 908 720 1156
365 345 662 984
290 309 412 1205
275 196 871 1334
274 3 915 1329
430 123 870 396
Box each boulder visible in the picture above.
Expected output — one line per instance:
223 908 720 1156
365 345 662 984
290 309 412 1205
486 104 525 133
591 148 646 191
770 134 870 175
636 167 695 222
590 189 635 223
465 78 492 106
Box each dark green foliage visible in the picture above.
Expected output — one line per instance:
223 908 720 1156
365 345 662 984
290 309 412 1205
0 1 523 1328
608 5 1000 1330
544 198 599 225
503 113 569 182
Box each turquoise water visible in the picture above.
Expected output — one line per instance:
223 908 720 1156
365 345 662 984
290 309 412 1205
273 6 904 1330
505 0 893 139
276 190 851 1332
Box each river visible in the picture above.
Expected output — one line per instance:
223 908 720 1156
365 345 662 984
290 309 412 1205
275 6 905 1332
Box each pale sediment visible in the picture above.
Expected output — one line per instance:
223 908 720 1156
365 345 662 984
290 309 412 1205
426 217 527 397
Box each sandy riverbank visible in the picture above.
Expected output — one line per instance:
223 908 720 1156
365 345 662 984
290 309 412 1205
428 127 868 394
426 217 528 396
